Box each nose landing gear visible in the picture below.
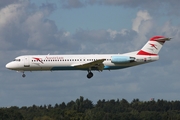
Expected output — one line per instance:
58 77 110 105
22 74 26 78
22 72 26 78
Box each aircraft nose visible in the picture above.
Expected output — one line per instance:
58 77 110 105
6 62 12 69
6 62 17 70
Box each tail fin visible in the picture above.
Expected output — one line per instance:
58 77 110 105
137 36 171 56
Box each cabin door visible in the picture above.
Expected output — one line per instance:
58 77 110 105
24 56 30 67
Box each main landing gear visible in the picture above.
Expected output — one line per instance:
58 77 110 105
87 71 93 79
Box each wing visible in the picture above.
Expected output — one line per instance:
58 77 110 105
72 59 106 71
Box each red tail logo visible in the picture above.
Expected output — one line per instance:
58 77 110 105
149 43 157 50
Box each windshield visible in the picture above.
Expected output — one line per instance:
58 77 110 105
14 59 21 61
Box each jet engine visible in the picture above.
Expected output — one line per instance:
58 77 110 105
111 56 135 64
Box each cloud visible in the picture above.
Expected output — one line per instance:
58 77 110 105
59 0 180 16
161 21 180 44
132 10 152 33
0 1 80 53
0 2 27 50
72 28 137 54
60 0 84 9
0 1 172 55
0 0 20 9
1 0 180 107
131 10 154 49
59 0 155 9
59 0 180 17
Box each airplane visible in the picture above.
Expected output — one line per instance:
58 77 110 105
6 36 171 79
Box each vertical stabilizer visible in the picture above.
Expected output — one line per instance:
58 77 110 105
137 36 171 55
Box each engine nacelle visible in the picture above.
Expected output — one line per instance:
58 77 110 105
111 56 135 64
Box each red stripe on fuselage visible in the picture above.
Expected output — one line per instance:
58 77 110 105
137 50 158 56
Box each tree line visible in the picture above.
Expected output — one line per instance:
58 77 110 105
1 96 180 120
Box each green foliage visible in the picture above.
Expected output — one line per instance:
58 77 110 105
0 107 24 120
1 96 180 120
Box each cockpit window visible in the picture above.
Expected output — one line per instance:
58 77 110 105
14 59 21 61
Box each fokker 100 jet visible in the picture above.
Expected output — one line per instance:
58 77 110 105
6 36 171 78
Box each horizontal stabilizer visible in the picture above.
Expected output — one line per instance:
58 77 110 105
150 36 172 42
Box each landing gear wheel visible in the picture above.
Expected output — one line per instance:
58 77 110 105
87 72 93 79
22 74 26 78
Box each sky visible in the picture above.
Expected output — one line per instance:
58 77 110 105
0 0 180 107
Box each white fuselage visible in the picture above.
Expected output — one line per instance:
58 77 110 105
5 36 169 78
6 52 159 72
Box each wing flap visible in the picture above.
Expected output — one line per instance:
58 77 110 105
73 59 106 71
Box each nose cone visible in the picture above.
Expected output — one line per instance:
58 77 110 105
6 63 11 69
6 62 17 70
